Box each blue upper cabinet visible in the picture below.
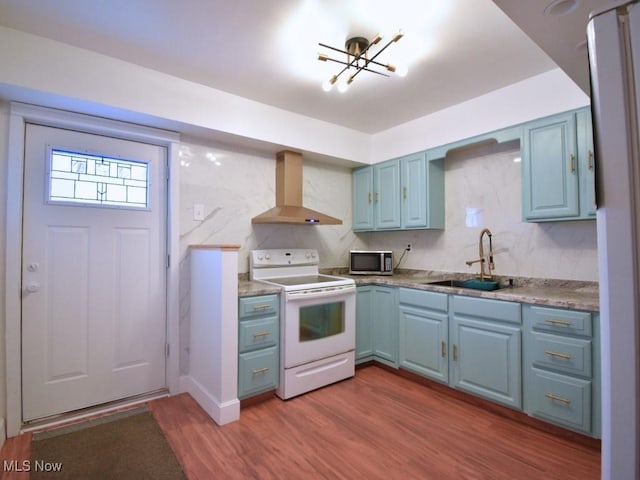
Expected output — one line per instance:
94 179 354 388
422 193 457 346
522 107 596 222
352 165 374 230
401 153 426 228
374 159 402 229
577 109 596 218
352 153 444 232
400 152 445 229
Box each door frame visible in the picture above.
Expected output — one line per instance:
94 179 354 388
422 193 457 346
5 102 181 437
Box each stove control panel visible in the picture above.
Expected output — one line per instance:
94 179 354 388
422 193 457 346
250 249 318 268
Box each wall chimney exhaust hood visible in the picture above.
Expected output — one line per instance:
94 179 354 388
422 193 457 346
251 150 342 225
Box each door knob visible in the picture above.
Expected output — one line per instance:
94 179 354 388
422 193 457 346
25 283 40 293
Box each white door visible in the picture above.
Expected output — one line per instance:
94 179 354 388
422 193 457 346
21 123 168 422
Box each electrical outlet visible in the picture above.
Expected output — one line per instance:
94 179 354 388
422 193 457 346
406 244 412 251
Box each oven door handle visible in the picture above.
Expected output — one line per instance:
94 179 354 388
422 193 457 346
285 285 355 301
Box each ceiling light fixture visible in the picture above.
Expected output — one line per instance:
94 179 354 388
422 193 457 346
317 31 406 92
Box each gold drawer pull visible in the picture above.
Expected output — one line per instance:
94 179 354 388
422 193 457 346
252 367 270 375
453 344 458 361
253 331 270 338
545 393 571 404
544 350 572 360
588 150 594 170
441 341 446 358
368 192 372 204
569 153 576 173
403 186 407 199
252 304 271 311
544 318 573 327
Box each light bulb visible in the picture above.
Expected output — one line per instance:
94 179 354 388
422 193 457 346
322 79 333 92
337 78 349 93
396 65 409 77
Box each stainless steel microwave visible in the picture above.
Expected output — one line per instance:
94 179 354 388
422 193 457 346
349 250 393 275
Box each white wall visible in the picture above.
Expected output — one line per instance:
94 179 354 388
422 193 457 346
370 69 590 163
0 26 369 164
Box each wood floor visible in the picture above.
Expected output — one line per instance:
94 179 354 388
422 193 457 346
1 365 600 479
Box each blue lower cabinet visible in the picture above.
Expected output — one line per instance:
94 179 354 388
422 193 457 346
238 294 280 399
398 288 448 383
238 347 279 399
523 304 600 437
527 367 592 433
356 286 398 367
450 296 522 410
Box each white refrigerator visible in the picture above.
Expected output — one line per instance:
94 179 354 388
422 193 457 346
587 2 640 479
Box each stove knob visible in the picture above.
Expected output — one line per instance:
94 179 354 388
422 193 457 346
311 251 317 259
256 253 263 260
305 252 311 259
265 254 271 260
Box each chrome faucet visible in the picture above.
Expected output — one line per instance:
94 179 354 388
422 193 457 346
465 228 494 280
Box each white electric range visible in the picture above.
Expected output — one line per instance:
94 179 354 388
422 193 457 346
250 249 356 399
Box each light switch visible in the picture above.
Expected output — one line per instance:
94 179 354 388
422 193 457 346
193 204 205 221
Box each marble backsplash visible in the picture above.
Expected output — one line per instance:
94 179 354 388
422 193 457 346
363 143 598 282
177 138 599 374
178 140 361 373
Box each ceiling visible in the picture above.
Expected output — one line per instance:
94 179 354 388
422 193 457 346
0 0 607 134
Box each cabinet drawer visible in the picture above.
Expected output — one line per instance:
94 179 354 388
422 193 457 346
525 305 592 337
528 367 591 434
239 294 279 319
239 315 278 353
398 288 448 311
529 331 592 377
453 296 521 325
238 346 279 399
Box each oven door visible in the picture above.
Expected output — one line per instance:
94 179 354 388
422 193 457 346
283 284 356 368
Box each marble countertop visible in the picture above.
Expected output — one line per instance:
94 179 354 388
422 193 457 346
238 270 599 312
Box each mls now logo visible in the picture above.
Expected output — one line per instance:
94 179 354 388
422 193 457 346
3 459 63 472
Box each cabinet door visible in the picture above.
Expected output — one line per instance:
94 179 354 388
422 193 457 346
522 112 579 221
374 160 401 229
352 166 374 231
399 305 448 383
401 153 427 229
450 316 522 409
355 286 374 361
238 346 279 399
372 286 398 366
577 108 597 217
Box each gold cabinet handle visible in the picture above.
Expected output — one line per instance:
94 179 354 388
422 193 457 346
544 349 572 360
544 318 572 327
252 304 271 311
545 393 571 404
453 344 458 361
403 186 407 199
569 153 576 173
252 367 270 375
441 341 446 358
588 150 594 170
253 331 270 338
368 192 372 204
374 192 379 203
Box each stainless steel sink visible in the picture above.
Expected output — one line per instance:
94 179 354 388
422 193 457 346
424 278 504 291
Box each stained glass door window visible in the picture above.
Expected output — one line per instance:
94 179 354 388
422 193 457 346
47 148 149 209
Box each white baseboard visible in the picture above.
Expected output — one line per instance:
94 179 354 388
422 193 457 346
182 375 240 426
